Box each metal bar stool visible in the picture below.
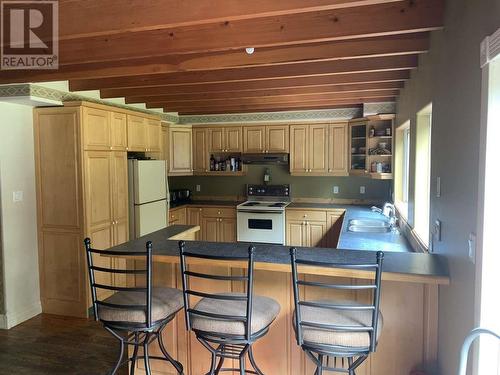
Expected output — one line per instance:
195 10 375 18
290 248 384 375
84 238 184 375
178 241 281 375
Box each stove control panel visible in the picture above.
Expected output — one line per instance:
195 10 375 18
247 184 290 197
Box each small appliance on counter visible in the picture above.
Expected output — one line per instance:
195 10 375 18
170 189 192 207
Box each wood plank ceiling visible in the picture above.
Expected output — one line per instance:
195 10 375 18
0 0 445 115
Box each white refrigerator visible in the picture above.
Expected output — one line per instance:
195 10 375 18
128 159 169 239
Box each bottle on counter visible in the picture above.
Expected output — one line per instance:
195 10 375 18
386 127 392 136
210 155 215 171
369 126 375 137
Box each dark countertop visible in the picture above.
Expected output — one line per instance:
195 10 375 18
108 226 449 285
288 203 412 253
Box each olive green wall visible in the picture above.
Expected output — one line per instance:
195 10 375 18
170 165 391 201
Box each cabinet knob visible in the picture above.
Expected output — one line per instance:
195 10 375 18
303 214 308 218
126 147 129 151
218 211 221 215
199 208 202 212
328 169 332 172
109 146 113 150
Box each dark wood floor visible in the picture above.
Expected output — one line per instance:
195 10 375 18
0 314 127 374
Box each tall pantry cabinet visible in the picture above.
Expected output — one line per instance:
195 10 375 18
34 102 162 317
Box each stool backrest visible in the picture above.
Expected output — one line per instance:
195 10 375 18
84 238 153 329
290 248 384 355
178 241 255 341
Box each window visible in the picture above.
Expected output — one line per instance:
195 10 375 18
414 104 432 247
395 122 410 219
477 36 500 375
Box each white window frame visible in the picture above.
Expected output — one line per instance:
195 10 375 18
474 27 500 375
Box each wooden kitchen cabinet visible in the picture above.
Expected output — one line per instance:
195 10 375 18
200 207 236 242
193 128 209 173
169 206 187 225
286 208 344 248
243 125 289 153
209 126 242 152
290 122 348 176
82 107 111 151
34 102 160 318
110 112 128 151
187 207 203 240
169 125 193 176
146 118 161 152
161 123 169 161
266 125 289 153
127 114 148 152
328 123 348 175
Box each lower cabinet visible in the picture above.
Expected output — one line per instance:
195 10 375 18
286 208 345 247
182 205 237 243
169 206 187 225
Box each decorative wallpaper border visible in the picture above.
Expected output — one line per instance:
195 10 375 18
179 107 363 124
0 83 394 123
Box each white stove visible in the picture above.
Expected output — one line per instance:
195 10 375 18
237 184 290 245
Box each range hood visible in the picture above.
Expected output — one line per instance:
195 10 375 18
241 153 289 165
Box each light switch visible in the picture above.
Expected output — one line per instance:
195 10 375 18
468 233 476 264
360 186 366 194
333 186 339 194
196 184 201 192
13 191 23 202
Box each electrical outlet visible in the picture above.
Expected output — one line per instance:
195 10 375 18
468 233 476 264
196 184 201 192
360 186 366 194
333 186 339 194
12 191 23 202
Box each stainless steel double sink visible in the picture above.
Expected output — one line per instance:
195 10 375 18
348 219 392 233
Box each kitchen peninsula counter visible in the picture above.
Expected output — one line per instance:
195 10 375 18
111 225 447 375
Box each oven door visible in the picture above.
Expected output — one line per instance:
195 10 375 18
237 210 285 245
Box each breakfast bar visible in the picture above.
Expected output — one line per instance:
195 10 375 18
108 224 449 375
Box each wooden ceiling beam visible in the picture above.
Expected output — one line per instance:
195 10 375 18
70 55 418 91
125 81 404 104
60 0 443 64
60 0 403 40
172 97 395 115
100 70 410 98
0 34 428 84
152 90 399 111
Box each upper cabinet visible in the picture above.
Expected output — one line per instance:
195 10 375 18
290 123 347 176
193 127 209 173
82 107 111 150
127 114 147 152
146 118 161 152
169 125 193 176
110 112 128 151
349 114 394 179
243 125 289 153
209 126 242 152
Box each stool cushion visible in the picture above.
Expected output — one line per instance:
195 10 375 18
296 300 383 348
191 293 280 336
98 287 183 324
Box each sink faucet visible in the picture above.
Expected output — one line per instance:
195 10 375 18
371 203 398 228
